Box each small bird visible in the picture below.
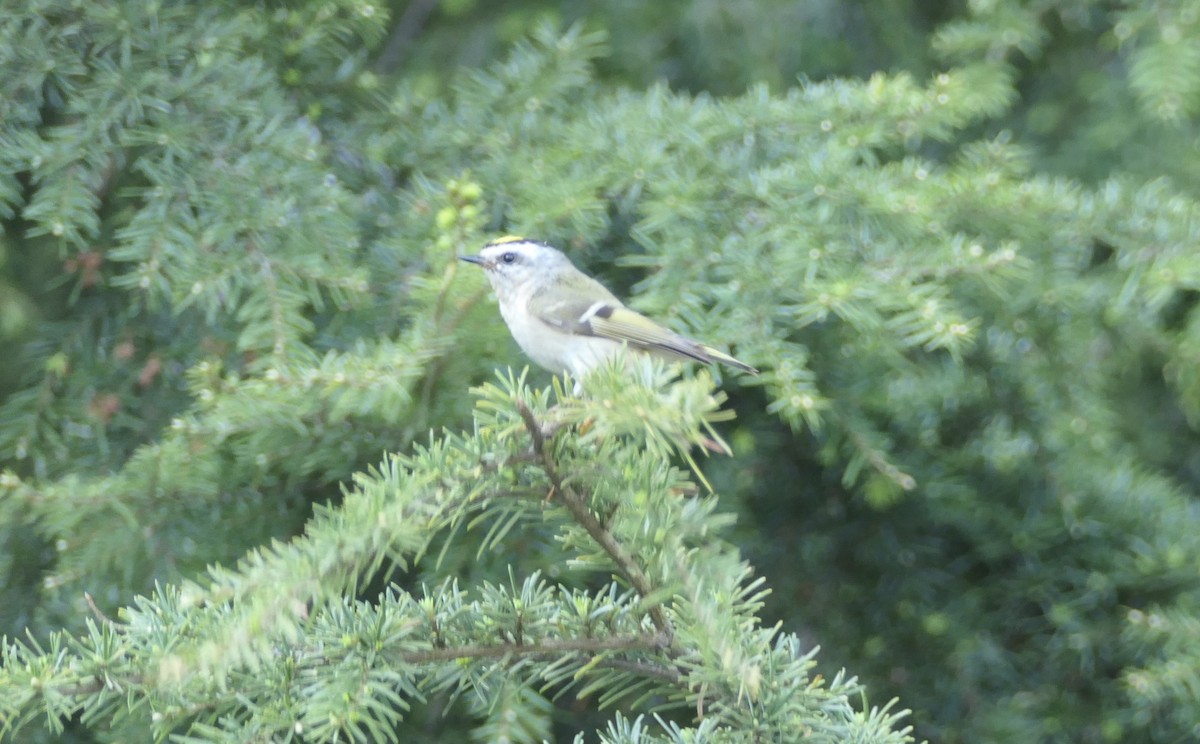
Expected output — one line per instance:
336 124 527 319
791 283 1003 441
460 237 757 383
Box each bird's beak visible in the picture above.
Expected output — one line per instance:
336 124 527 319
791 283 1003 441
458 254 488 268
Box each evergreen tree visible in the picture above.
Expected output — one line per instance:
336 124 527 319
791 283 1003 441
2 2 1198 742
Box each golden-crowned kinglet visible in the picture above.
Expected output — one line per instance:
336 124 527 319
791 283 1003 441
460 237 757 384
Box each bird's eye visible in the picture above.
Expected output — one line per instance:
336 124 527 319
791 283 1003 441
501 252 517 264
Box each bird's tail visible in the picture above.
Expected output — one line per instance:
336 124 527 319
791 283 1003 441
700 345 758 375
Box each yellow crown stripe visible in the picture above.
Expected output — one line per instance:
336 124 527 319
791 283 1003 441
488 235 528 245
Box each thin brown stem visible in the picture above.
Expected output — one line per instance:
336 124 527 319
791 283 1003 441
398 632 669 665
515 400 673 639
53 634 676 701
56 673 144 697
595 657 686 685
845 423 916 490
83 592 120 629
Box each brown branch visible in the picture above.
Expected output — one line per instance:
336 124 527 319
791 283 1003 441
53 634 676 701
398 632 669 665
845 425 917 491
595 657 686 686
56 673 144 697
515 400 673 639
83 592 121 629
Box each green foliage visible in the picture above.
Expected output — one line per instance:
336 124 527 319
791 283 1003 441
1 1 1199 742
0 370 912 742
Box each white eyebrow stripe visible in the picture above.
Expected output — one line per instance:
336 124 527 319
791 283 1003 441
578 301 609 323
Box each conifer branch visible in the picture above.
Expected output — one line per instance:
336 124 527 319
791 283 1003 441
515 400 674 639
83 592 120 629
396 632 670 664
593 658 686 685
844 421 917 491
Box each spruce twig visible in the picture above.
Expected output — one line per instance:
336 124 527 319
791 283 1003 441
515 399 674 639
397 633 669 664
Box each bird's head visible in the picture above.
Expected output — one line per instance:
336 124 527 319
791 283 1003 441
459 237 575 298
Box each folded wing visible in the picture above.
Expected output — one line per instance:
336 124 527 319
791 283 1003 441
529 294 758 374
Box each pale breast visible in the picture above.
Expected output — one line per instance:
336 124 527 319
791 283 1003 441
499 288 621 378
